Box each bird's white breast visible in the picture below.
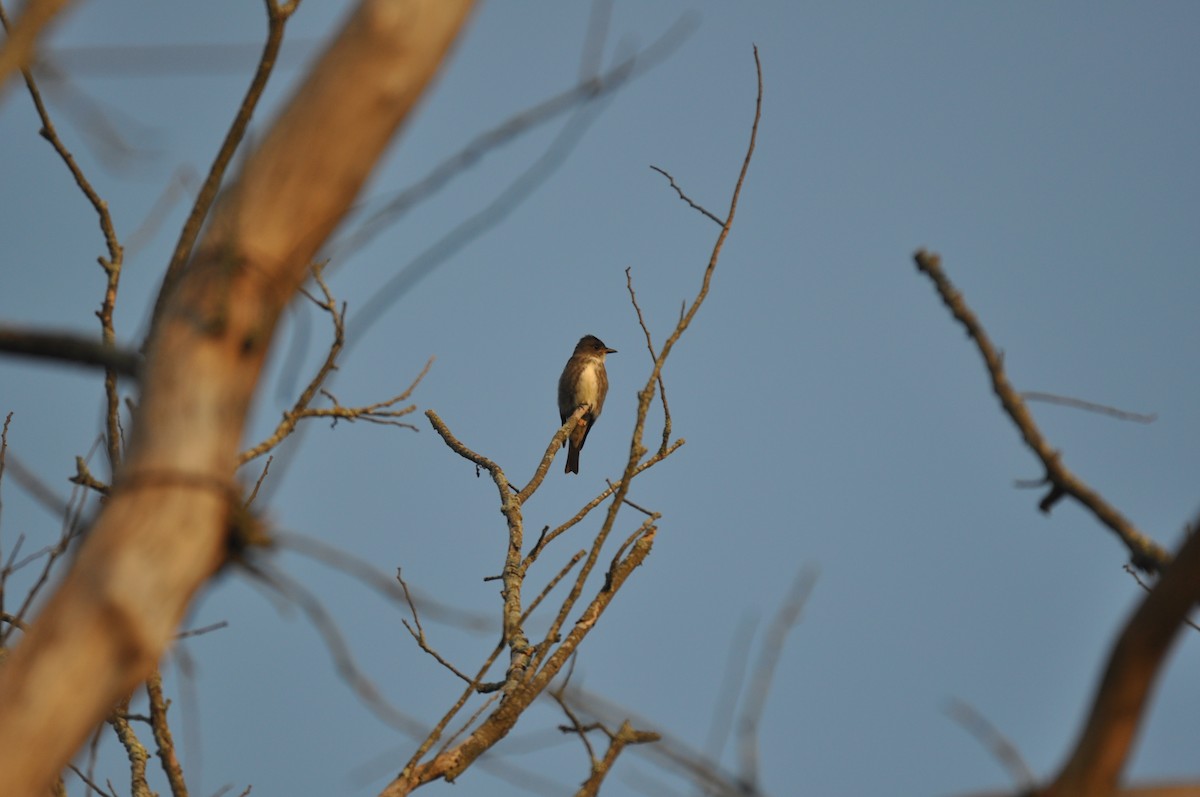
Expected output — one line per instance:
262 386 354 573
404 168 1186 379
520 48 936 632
575 361 601 405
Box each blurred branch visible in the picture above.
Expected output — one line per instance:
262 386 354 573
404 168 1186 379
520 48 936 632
244 561 428 736
736 567 816 790
1040 522 1200 797
0 0 72 94
0 327 139 376
0 450 93 646
332 12 697 263
704 613 759 766
946 697 1035 791
276 530 492 630
343 14 698 342
912 250 1169 574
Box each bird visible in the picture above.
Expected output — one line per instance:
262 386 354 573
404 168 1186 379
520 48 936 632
557 334 617 474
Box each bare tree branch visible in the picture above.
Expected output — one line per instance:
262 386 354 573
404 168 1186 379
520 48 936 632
912 249 1169 573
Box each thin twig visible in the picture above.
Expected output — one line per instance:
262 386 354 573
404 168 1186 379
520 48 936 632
649 165 723 226
523 550 584 626
66 763 116 797
244 455 273 507
1123 564 1200 633
397 569 476 684
1 446 95 644
551 656 597 762
522 440 683 572
1021 391 1157 424
625 268 672 456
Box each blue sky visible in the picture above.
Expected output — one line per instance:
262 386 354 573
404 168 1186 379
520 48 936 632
2 2 1199 795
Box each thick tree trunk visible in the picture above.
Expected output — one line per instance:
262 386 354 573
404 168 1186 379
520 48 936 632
0 3 474 794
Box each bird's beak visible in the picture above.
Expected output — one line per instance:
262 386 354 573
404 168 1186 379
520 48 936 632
606 347 618 354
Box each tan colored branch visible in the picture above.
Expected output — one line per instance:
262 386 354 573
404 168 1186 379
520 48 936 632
146 669 188 797
0 3 474 795
575 721 661 797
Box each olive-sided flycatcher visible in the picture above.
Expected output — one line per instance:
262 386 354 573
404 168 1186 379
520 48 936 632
557 334 617 474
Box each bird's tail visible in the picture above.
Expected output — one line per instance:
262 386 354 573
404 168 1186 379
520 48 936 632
565 444 580 474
